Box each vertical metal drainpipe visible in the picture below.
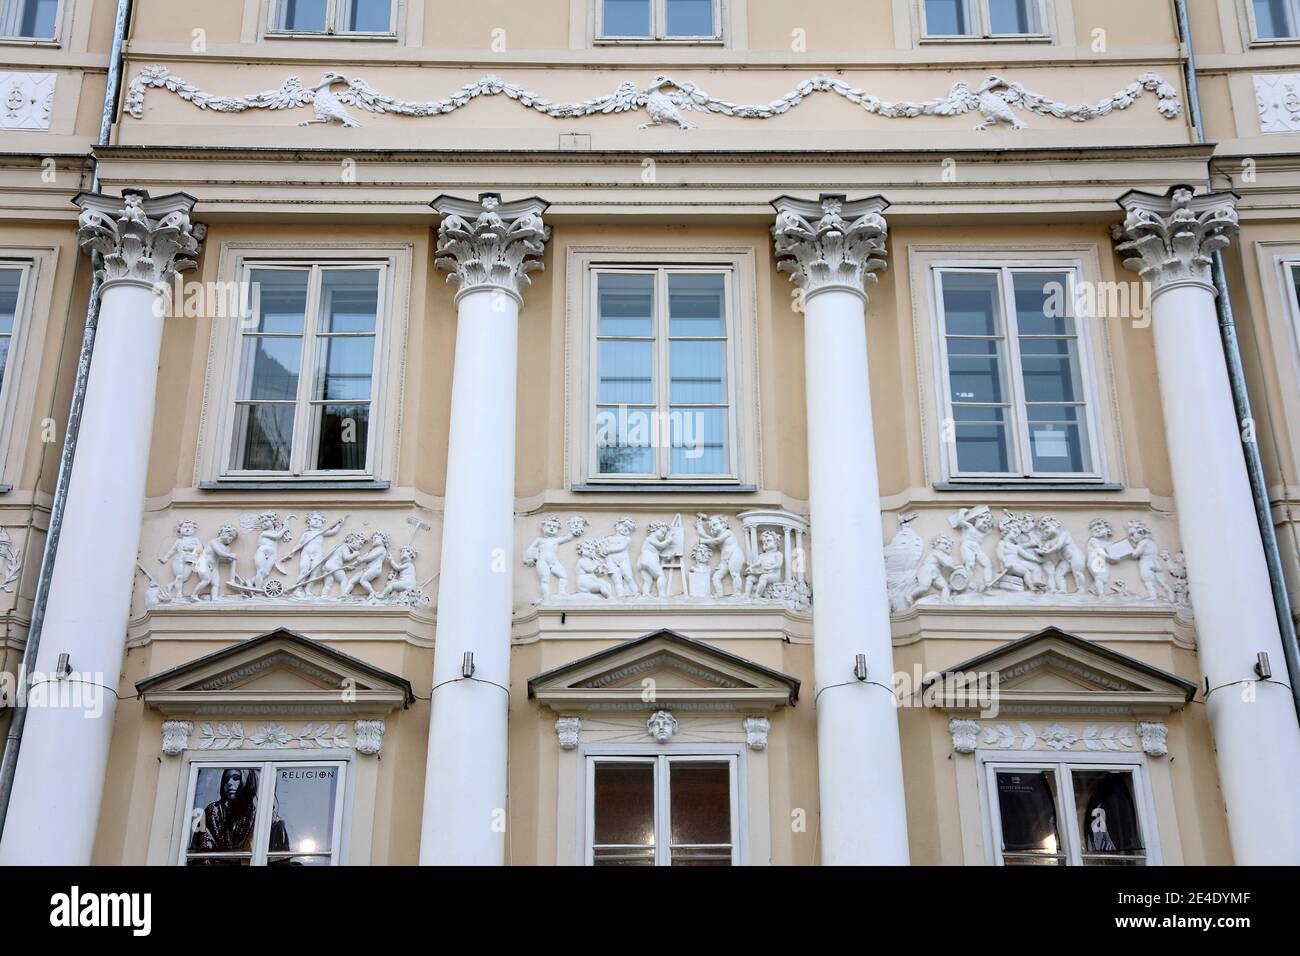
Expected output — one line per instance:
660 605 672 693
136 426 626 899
0 0 136 841
1175 0 1300 719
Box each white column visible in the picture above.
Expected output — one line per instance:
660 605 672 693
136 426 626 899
1116 187 1300 865
0 190 202 865
772 194 910 865
420 192 550 865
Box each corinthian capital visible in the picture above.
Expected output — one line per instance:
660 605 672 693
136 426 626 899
75 189 204 290
771 194 890 302
431 192 551 304
1113 186 1238 295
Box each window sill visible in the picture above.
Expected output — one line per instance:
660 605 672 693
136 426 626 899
1249 38 1300 47
198 480 391 492
572 483 757 493
262 32 400 42
594 37 724 45
933 481 1124 493
918 35 1052 44
0 37 60 47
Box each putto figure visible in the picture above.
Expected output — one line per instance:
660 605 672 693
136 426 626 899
1037 515 1088 595
600 517 639 598
949 506 995 592
1086 518 1119 596
522 515 586 601
347 531 392 600
159 519 202 600
192 525 240 602
696 513 744 598
911 536 961 603
575 540 612 598
1127 520 1175 602
248 512 293 589
995 511 1048 592
377 546 419 602
319 532 367 599
288 512 346 598
744 530 785 599
638 520 676 598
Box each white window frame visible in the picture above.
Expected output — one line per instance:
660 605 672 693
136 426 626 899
919 0 1050 40
261 0 401 40
199 242 411 486
977 751 1161 867
594 0 723 43
0 0 64 43
175 754 350 866
568 246 758 488
928 258 1107 484
583 751 741 866
1246 0 1300 43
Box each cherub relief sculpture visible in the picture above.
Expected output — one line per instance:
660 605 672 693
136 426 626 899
638 520 677 598
144 512 433 608
522 515 587 601
888 507 1189 611
601 517 640 599
743 530 785 599
696 513 745 598
574 540 613 598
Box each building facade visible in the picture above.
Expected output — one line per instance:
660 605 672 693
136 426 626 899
0 0 1299 866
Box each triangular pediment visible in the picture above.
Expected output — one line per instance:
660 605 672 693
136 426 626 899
528 629 799 713
136 628 413 717
927 627 1196 715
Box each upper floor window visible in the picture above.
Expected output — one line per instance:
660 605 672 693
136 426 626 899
182 761 346 866
271 0 394 35
922 0 1045 38
0 266 24 395
587 754 738 865
0 0 58 39
934 265 1099 480
592 267 733 481
1252 0 1300 39
986 761 1152 866
229 263 384 477
598 0 719 41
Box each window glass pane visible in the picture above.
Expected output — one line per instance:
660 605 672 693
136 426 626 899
953 405 1012 473
1255 0 1296 38
602 0 651 36
278 0 328 31
1026 405 1089 473
925 0 973 34
597 434 655 475
315 403 369 470
1072 770 1146 863
942 271 1001 335
16 0 58 38
988 0 1039 34
669 340 726 405
0 269 18 335
186 766 260 864
232 404 295 471
592 762 655 864
669 761 731 852
320 270 378 333
316 337 374 402
249 269 308 334
995 770 1064 861
1019 339 1083 404
947 338 1007 405
598 273 654 336
670 406 727 475
598 341 654 405
239 337 301 401
266 765 340 861
665 0 714 36
345 0 391 32
1013 271 1074 335
668 272 724 336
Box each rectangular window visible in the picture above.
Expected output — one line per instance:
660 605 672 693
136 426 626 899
181 761 346 866
922 0 1044 37
587 755 738 866
272 0 394 35
592 267 733 480
987 763 1150 866
599 0 718 40
1253 0 1300 39
0 266 25 397
935 265 1097 480
229 263 383 476
0 0 58 39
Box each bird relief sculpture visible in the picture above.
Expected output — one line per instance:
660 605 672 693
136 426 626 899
524 510 810 611
139 512 435 608
126 66 1182 131
887 508 1190 612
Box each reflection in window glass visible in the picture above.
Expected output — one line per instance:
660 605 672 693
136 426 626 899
345 0 392 32
1255 0 1300 39
603 0 652 36
186 766 261 865
925 0 973 35
268 765 341 866
669 761 732 865
1073 770 1146 865
277 0 328 31
592 762 656 865
995 769 1066 865
665 0 714 37
987 0 1039 34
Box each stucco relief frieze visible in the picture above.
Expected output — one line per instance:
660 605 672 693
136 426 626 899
885 508 1189 613
1113 188 1239 294
139 511 435 609
0 71 55 130
950 720 1169 758
523 510 811 610
125 66 1182 131
193 720 365 752
0 529 22 594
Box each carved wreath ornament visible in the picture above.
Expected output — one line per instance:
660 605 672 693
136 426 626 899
126 66 1182 131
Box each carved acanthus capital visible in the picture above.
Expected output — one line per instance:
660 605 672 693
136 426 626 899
1113 187 1238 296
431 192 551 305
75 189 204 290
771 194 889 302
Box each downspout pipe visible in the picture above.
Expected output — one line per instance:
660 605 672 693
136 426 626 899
1175 0 1300 720
0 0 136 841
